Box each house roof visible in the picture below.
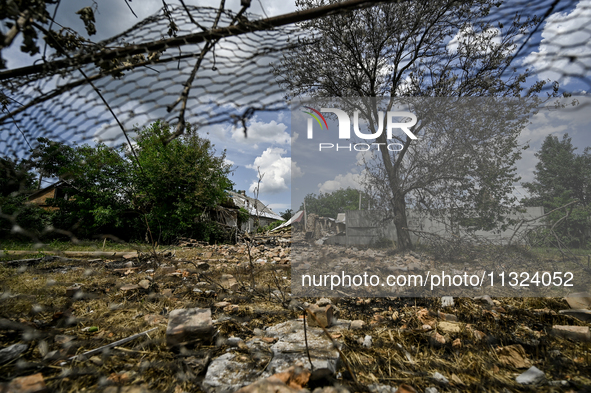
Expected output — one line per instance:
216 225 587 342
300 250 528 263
226 191 283 221
26 180 71 201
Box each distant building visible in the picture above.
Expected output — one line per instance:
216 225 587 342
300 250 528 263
227 190 283 231
26 180 73 211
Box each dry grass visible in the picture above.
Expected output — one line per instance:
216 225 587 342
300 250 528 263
1 243 591 392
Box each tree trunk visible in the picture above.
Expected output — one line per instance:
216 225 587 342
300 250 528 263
374 134 413 250
392 190 412 251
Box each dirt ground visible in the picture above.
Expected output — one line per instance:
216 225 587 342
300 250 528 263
1 235 591 392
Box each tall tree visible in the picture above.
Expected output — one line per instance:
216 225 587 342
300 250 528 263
277 0 554 250
133 121 234 243
522 133 591 247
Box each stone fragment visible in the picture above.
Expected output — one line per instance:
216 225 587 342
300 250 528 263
430 332 446 347
214 301 231 308
472 330 486 341
367 384 396 393
307 304 334 328
65 285 81 297
203 352 265 392
551 325 591 342
1 373 47 393
437 311 458 322
452 338 461 349
166 308 215 348
441 296 454 307
316 298 332 307
565 292 591 309
437 321 461 334
558 309 591 322
349 320 365 330
220 274 239 291
516 366 545 385
120 284 139 291
363 335 372 348
496 344 531 369
89 356 103 366
395 385 417 393
265 320 343 375
0 343 28 365
473 295 494 307
432 372 449 384
425 388 439 393
417 308 436 326
138 279 150 289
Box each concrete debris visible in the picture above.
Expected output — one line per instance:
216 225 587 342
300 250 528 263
363 335 373 348
496 345 531 369
0 373 47 393
441 296 454 307
432 372 449 384
515 366 545 385
473 295 494 307
430 332 446 347
558 309 591 322
119 284 140 291
437 321 461 334
565 292 591 309
436 311 457 322
65 285 81 297
368 384 396 393
349 320 365 330
551 325 591 342
307 304 334 328
166 308 215 349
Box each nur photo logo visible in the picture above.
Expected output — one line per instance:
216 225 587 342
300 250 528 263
303 107 418 152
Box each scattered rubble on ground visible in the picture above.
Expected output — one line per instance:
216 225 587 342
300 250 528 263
1 233 591 392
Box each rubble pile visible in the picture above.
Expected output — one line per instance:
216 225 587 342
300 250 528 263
1 242 591 392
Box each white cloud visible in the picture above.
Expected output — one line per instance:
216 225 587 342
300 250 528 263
523 0 591 86
318 171 365 194
231 117 290 146
247 147 301 194
447 24 502 54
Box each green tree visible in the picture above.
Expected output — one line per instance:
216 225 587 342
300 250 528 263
522 134 591 248
0 156 50 238
277 0 554 250
0 157 35 196
47 142 135 239
301 188 362 219
133 121 234 243
280 209 293 221
26 121 234 243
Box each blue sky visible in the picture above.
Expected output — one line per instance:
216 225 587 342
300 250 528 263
2 0 590 216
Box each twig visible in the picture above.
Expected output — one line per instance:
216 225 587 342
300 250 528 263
61 327 158 365
305 309 363 390
302 309 314 371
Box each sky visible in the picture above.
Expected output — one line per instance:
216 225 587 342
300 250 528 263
2 0 590 216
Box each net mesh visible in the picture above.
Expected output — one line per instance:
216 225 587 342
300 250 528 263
1 0 589 156
0 1 591 391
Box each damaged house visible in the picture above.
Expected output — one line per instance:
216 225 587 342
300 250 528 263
210 190 283 233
